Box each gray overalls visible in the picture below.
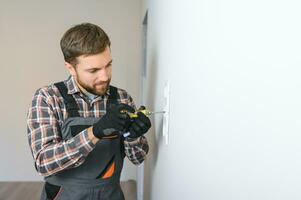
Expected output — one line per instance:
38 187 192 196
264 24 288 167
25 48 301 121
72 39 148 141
40 82 126 200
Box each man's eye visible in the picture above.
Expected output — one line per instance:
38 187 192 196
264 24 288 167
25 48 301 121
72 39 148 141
89 70 97 73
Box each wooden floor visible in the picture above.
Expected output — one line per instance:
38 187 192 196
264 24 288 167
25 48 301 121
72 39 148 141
0 181 136 200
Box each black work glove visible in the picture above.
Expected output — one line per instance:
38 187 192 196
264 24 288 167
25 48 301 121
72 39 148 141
128 106 151 138
92 103 135 139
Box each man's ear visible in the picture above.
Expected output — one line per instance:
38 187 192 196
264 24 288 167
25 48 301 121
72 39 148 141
64 62 76 77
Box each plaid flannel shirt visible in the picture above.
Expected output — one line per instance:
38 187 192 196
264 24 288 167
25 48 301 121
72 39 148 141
27 76 149 177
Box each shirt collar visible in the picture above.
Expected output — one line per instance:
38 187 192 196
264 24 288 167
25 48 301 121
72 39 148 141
65 76 111 96
66 76 81 95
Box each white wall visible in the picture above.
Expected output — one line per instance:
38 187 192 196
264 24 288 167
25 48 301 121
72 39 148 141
0 0 142 181
142 0 301 199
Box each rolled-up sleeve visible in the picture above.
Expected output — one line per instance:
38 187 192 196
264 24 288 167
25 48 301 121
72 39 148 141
118 90 150 165
124 136 149 165
27 89 95 177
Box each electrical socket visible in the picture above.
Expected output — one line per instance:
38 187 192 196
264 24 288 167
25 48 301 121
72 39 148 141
163 81 170 145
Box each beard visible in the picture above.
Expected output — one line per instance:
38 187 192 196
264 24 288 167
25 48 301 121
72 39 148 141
76 74 111 96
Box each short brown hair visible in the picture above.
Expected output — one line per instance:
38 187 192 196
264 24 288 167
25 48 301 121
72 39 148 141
60 23 111 65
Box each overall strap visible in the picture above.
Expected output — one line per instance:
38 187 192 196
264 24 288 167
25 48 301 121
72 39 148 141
107 86 126 158
107 85 119 106
54 82 80 117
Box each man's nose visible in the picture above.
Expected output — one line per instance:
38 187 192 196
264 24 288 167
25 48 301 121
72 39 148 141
98 68 109 81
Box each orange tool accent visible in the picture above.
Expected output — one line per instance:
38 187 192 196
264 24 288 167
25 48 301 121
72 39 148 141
102 161 115 179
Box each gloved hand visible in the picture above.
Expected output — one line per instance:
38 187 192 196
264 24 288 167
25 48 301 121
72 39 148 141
128 106 151 138
92 103 135 139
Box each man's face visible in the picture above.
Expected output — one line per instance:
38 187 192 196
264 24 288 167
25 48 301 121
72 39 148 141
66 47 112 96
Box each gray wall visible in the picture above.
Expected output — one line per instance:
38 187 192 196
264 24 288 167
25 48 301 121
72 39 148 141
0 0 142 181
142 0 301 199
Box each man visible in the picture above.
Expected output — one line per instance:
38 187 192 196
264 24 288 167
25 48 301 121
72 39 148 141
27 23 151 200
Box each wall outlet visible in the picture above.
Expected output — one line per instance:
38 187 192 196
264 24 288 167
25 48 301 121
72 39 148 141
163 81 170 145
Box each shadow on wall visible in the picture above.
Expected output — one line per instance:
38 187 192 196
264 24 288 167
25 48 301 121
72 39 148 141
143 46 164 200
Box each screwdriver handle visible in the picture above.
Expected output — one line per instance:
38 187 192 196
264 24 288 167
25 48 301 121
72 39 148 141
122 109 165 118
121 109 151 118
121 109 150 138
127 109 151 118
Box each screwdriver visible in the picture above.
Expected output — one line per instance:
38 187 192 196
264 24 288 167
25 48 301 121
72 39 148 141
122 109 166 137
127 109 166 118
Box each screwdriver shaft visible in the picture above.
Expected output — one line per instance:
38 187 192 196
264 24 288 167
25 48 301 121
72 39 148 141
151 111 166 114
127 110 165 118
